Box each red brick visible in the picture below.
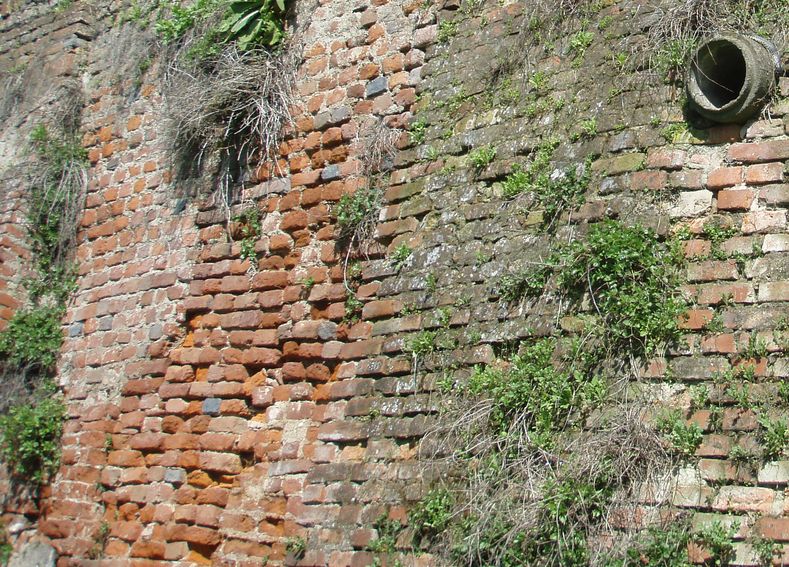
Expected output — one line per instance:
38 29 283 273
678 309 714 330
728 139 789 163
631 170 667 191
108 450 145 467
219 311 264 329
686 260 738 282
717 189 755 210
746 162 784 185
129 432 165 451
241 347 281 367
196 451 241 475
130 540 166 559
167 524 221 547
756 517 789 541
706 166 742 189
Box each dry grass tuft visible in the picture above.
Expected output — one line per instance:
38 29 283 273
162 40 298 193
419 372 678 566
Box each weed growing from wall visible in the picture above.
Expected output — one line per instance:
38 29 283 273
415 220 690 565
0 123 84 485
0 395 65 484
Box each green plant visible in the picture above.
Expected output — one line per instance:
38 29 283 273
156 0 219 43
0 396 66 484
498 266 550 301
87 521 110 559
703 312 726 335
0 305 66 370
391 244 412 271
758 415 788 460
410 488 453 546
469 144 496 170
657 410 702 456
501 165 531 199
437 20 458 43
301 276 315 292
728 444 757 468
216 0 288 50
741 332 768 360
0 542 10 566
468 338 605 441
532 157 592 228
336 186 380 241
285 536 306 559
661 122 688 143
610 522 692 566
557 221 687 354
528 70 547 91
406 331 437 358
343 291 363 324
367 515 403 553
689 384 709 410
578 117 597 139
750 535 779 567
232 206 261 265
425 273 437 293
693 520 737 567
654 38 695 84
568 30 594 60
409 119 427 145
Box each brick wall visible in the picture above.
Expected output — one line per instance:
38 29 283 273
0 0 788 565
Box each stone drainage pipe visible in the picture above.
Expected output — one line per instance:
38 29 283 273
686 33 781 124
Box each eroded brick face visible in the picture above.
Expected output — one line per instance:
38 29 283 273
0 0 788 565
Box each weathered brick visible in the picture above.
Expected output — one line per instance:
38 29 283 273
746 162 784 185
728 139 789 163
706 166 742 189
717 189 755 211
757 281 789 302
198 451 242 474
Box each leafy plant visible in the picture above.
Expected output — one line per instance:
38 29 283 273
468 338 605 441
657 410 702 456
336 186 380 241
406 331 436 358
693 520 737 567
556 221 687 355
469 144 496 170
0 396 66 484
343 291 363 324
498 266 550 301
232 206 261 266
758 415 788 460
568 30 594 60
410 488 453 546
285 536 306 559
390 244 412 271
750 535 779 567
409 119 427 145
217 0 288 50
610 522 692 566
367 515 403 553
437 20 458 43
0 306 65 371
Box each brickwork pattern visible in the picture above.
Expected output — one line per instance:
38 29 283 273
0 0 787 566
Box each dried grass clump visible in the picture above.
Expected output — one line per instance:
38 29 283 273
163 40 298 192
419 377 677 567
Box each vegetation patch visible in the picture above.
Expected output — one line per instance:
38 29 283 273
0 394 65 484
414 219 691 565
0 122 84 484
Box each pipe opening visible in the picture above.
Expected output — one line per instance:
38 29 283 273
691 40 746 109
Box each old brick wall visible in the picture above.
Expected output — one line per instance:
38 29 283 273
0 0 788 565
